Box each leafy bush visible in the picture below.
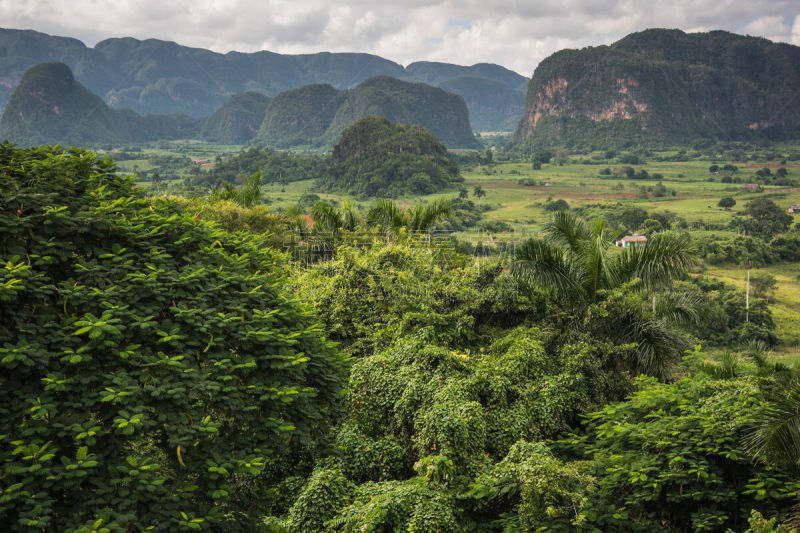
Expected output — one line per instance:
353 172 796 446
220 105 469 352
559 371 800 531
699 235 775 267
544 199 570 211
290 243 549 356
0 144 347 531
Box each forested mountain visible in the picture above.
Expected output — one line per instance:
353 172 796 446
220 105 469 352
513 29 800 148
255 84 346 148
0 27 526 131
0 63 477 149
0 62 130 146
200 91 271 144
0 62 203 145
255 76 480 149
318 116 462 197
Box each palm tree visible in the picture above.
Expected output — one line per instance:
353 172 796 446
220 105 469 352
513 211 696 304
473 185 486 208
311 201 343 238
406 199 452 232
366 199 451 234
513 211 698 379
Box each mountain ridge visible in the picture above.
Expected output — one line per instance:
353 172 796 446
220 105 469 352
0 27 526 131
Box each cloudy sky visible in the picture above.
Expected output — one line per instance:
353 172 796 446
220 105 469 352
1 0 799 75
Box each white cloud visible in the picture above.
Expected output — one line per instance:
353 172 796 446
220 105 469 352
0 0 797 75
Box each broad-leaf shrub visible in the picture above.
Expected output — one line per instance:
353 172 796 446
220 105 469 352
0 144 346 531
558 370 800 532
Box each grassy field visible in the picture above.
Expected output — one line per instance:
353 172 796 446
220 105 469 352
705 263 800 360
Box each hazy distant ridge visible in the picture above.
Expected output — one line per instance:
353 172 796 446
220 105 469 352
0 27 527 131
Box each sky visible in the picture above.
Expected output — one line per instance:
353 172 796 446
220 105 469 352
1 0 799 76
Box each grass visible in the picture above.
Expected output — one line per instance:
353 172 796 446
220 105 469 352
704 263 800 355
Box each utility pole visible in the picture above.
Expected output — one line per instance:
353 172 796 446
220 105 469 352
745 262 751 322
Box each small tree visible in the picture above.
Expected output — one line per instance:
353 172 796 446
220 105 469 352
718 197 736 211
743 198 793 239
473 185 486 208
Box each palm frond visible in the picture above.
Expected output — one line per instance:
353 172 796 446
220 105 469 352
654 290 702 325
620 317 687 380
543 211 590 251
406 198 451 232
366 199 404 231
340 200 358 232
512 238 585 301
311 201 343 237
614 231 697 292
745 377 800 471
575 221 614 301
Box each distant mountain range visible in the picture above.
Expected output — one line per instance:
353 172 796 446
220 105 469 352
513 29 800 148
0 63 479 149
0 28 527 132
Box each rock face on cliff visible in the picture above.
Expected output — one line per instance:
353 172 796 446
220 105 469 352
512 29 800 148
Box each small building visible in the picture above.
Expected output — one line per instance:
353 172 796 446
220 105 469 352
741 183 762 193
616 234 648 248
789 205 800 214
192 158 210 165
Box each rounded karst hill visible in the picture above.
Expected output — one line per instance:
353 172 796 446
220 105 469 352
322 76 481 149
254 83 345 148
0 62 128 146
319 115 462 197
200 91 271 144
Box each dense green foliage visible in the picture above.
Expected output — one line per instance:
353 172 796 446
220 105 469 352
0 144 346 531
514 29 800 149
319 116 463 197
254 77 480 150
675 276 777 346
284 239 797 531
211 147 331 185
558 368 800 531
2 138 799 532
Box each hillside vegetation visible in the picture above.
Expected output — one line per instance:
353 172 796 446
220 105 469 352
0 62 204 146
2 142 800 531
318 116 462 197
200 91 271 144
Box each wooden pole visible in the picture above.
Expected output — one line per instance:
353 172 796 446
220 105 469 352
745 265 751 322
